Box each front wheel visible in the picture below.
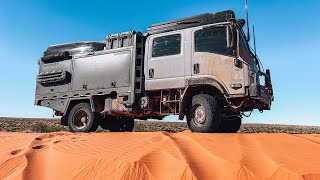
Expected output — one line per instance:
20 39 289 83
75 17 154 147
68 103 99 132
186 94 221 133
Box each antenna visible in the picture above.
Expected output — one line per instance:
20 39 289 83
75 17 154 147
245 0 250 41
253 24 257 57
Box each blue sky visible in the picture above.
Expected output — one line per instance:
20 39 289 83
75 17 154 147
0 0 319 125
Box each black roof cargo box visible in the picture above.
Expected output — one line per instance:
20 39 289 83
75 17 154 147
44 42 105 57
41 42 105 63
148 10 235 35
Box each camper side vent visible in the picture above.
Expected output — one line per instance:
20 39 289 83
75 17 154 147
37 70 71 85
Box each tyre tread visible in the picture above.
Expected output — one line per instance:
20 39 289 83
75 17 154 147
187 94 221 133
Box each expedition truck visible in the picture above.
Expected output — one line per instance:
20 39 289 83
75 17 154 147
35 10 274 133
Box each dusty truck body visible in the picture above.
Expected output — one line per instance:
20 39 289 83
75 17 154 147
35 10 274 133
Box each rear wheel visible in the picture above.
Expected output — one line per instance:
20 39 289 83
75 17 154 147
121 118 134 132
219 117 242 133
68 103 99 132
186 94 221 133
101 116 134 132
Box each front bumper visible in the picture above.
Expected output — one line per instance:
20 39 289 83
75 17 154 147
248 83 274 111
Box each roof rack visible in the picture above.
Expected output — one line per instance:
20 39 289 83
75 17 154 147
148 10 235 35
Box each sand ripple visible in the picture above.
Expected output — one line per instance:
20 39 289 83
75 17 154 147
0 132 320 179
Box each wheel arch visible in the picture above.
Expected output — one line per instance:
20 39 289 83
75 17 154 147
178 78 229 120
61 93 117 126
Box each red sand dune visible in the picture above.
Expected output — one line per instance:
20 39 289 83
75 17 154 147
0 131 320 180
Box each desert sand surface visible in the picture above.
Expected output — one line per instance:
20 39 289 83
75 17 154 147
0 132 320 180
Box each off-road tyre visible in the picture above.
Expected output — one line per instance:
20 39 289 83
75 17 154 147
100 117 109 130
186 94 221 133
68 103 99 132
121 118 134 132
219 117 242 133
105 117 135 132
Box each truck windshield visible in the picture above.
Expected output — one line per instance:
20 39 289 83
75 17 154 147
195 27 234 56
240 33 251 54
239 30 261 71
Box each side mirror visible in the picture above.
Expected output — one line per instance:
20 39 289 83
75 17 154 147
227 25 237 50
238 19 246 28
265 69 273 89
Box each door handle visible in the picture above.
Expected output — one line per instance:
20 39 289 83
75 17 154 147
149 69 154 78
194 64 200 74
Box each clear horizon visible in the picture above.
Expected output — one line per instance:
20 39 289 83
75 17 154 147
0 0 319 126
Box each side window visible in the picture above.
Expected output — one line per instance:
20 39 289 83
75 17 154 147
152 34 181 57
195 27 233 56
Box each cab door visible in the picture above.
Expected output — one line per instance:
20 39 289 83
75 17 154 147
145 31 185 90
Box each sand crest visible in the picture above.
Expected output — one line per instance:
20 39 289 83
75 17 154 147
0 132 319 179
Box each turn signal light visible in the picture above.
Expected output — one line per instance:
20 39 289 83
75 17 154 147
231 83 242 90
